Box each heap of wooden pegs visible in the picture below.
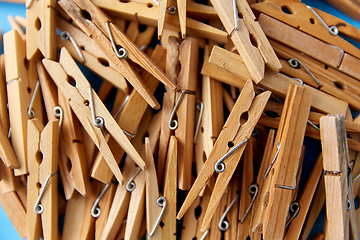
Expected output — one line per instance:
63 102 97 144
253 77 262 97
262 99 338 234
2 0 360 239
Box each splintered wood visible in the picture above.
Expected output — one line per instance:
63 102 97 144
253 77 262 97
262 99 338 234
1 0 360 239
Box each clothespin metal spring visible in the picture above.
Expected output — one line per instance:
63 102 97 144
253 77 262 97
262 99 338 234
88 87 105 128
219 194 238 231
264 142 281 180
126 167 141 192
28 80 40 119
91 183 110 218
215 138 249 173
240 183 259 223
53 106 64 128
288 58 322 88
284 202 300 229
105 21 128 59
168 90 193 130
307 6 339 36
194 102 204 144
60 31 85 63
34 172 58 214
149 197 167 237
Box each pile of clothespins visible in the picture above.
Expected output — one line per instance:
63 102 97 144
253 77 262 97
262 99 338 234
1 0 360 239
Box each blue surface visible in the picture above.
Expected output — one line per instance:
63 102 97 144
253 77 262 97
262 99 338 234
0 0 360 239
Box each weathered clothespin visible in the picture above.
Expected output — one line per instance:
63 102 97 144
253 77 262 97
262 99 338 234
177 79 271 232
262 84 311 240
158 0 186 39
58 0 178 109
27 119 59 240
26 0 56 60
320 114 359 240
209 0 281 83
42 47 146 184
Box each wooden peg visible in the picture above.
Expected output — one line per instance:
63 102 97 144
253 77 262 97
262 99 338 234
251 0 360 59
145 137 162 239
90 45 166 184
4 30 30 175
209 0 265 83
157 36 178 185
92 0 228 43
177 80 270 232
158 0 186 39
284 153 323 240
161 136 177 240
26 0 56 60
320 114 359 240
56 17 129 93
262 85 311 240
176 37 198 190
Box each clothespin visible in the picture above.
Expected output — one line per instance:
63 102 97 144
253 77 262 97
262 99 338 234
157 36 179 186
194 45 224 196
158 0 186 39
261 84 311 240
91 0 228 43
326 0 360 21
258 13 360 82
201 45 351 116
42 47 145 184
320 114 359 240
251 0 360 59
56 17 129 94
27 119 59 240
284 153 323 240
269 39 360 110
90 45 166 184
209 0 281 83
250 129 275 237
100 109 153 240
7 15 25 40
4 29 44 175
58 0 178 110
172 37 198 190
145 137 165 239
177 79 271 232
237 139 255 240
26 0 56 60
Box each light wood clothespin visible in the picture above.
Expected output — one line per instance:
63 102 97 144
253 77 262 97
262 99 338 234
320 114 359 240
174 37 198 190
42 47 145 184
209 0 281 83
90 45 166 184
56 17 129 94
177 79 271 232
158 0 186 39
262 84 311 240
27 119 59 240
58 0 177 109
91 0 228 43
26 0 56 60
4 29 44 175
201 45 351 116
251 0 360 59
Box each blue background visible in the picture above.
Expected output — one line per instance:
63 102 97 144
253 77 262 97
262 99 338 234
0 0 359 239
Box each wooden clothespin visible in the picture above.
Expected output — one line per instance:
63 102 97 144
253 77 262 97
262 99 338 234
261 84 311 240
209 0 281 83
201 45 351 116
4 29 44 175
326 0 360 21
158 0 186 39
27 119 59 240
284 153 323 240
269 39 360 111
251 0 360 59
42 47 145 184
173 37 198 190
26 0 56 60
177 79 271 232
90 45 166 184
58 0 177 109
56 17 129 94
157 36 179 186
258 13 360 82
194 45 224 196
92 0 228 43
320 114 359 240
